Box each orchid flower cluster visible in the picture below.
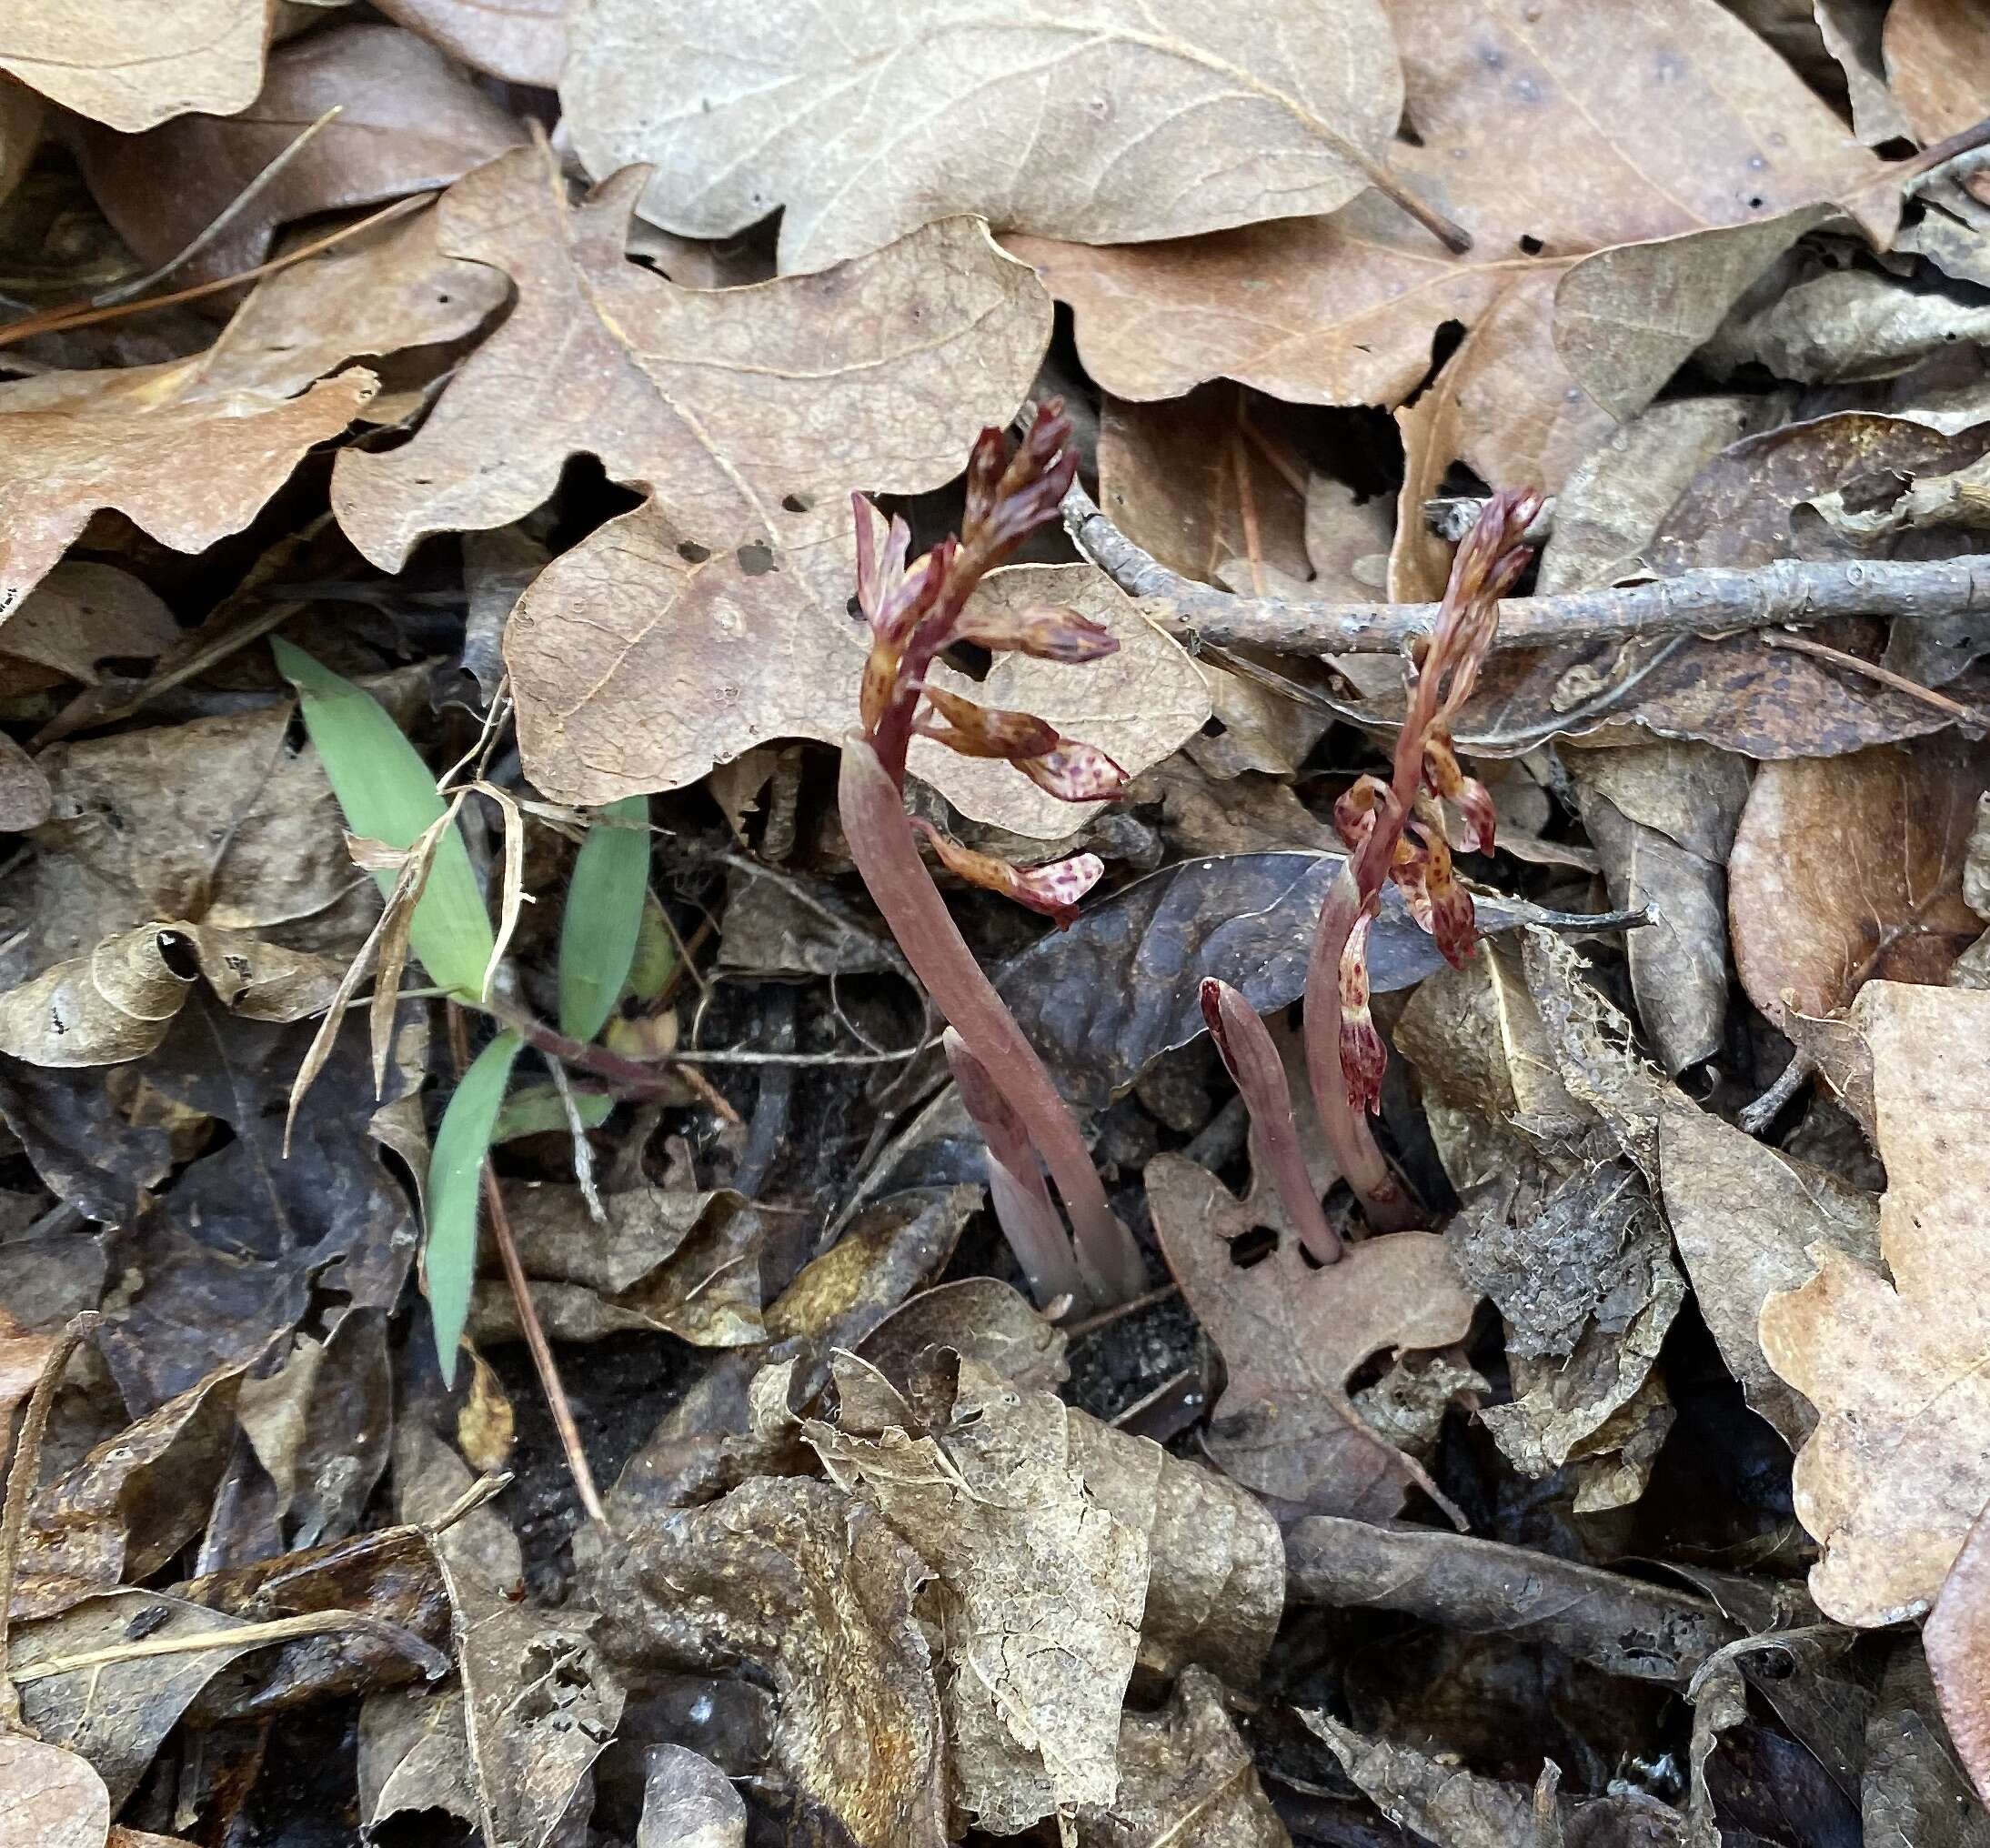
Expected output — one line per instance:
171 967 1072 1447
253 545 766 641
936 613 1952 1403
1304 487 1546 1229
838 402 1146 1311
851 400 1127 926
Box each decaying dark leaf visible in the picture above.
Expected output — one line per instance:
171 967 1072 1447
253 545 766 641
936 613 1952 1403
471 1183 767 1348
995 850 1638 1111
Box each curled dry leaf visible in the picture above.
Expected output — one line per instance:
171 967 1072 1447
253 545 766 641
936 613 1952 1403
470 1183 766 1348
0 361 376 618
0 1734 109 1848
0 0 266 133
1928 1505 1990 1809
583 1476 950 1848
1284 1516 1734 1685
375 0 569 86
0 923 346 1066
564 0 1410 274
81 25 523 285
1147 1150 1478 1520
1864 1642 1990 1847
1074 1667 1290 1848
1761 981 1990 1625
1011 0 1881 477
1728 738 1989 1129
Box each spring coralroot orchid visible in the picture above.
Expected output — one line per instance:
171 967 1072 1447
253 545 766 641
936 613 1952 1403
1303 487 1546 1231
1199 979 1342 1265
838 401 1145 1310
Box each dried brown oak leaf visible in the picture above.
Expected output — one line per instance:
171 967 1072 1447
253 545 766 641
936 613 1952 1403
803 1353 1149 1834
563 0 1410 275
1884 0 1990 144
0 1734 110 1848
1729 738 1989 1130
1928 1504 1990 1810
1146 1150 1478 1520
81 25 522 286
1012 0 1886 489
0 362 375 623
0 0 267 134
583 1475 950 1848
1761 980 1990 1626
375 0 569 86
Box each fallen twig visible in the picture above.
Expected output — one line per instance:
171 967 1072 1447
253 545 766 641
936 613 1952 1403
1063 478 1990 658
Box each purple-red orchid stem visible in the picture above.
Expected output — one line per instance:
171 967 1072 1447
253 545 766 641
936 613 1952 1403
841 734 1145 1305
1201 979 1342 1264
944 1028 1089 1311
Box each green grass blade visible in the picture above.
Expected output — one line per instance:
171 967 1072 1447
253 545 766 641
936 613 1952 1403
274 638 496 999
493 1083 612 1142
558 794 650 1043
426 1029 522 1386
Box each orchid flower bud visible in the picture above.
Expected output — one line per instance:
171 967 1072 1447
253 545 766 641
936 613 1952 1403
1407 817 1478 966
1334 774 1390 854
919 685 1062 759
1018 740 1129 803
914 820 1103 927
1422 734 1497 853
953 601 1118 663
1338 909 1387 1116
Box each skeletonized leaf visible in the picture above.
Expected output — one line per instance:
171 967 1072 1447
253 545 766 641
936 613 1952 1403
276 639 495 1000
564 0 1410 273
427 1030 522 1386
558 795 649 1043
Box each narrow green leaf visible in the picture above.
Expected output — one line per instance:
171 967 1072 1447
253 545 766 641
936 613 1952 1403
274 638 496 999
493 1082 612 1143
426 1029 522 1386
558 793 650 1042
624 889 678 1004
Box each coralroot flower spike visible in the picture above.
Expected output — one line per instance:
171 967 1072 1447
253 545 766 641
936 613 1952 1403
838 403 1146 1309
1304 487 1546 1230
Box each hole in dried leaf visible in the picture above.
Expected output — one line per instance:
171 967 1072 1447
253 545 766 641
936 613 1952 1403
780 492 814 513
678 540 712 564
1227 1225 1276 1269
1518 234 1544 256
736 542 776 575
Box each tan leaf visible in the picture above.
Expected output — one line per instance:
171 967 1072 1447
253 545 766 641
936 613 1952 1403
333 143 1049 570
199 202 510 401
375 0 569 85
0 1734 110 1848
563 0 1410 274
1883 0 1990 144
0 923 347 1067
0 1 267 134
0 364 375 618
584 1477 950 1848
1728 738 1988 1126
80 25 522 286
1928 1504 1990 1809
1761 981 1990 1624
0 730 49 831
0 563 176 688
1010 0 1883 457
1658 1106 1879 1448
1146 1150 1478 1518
